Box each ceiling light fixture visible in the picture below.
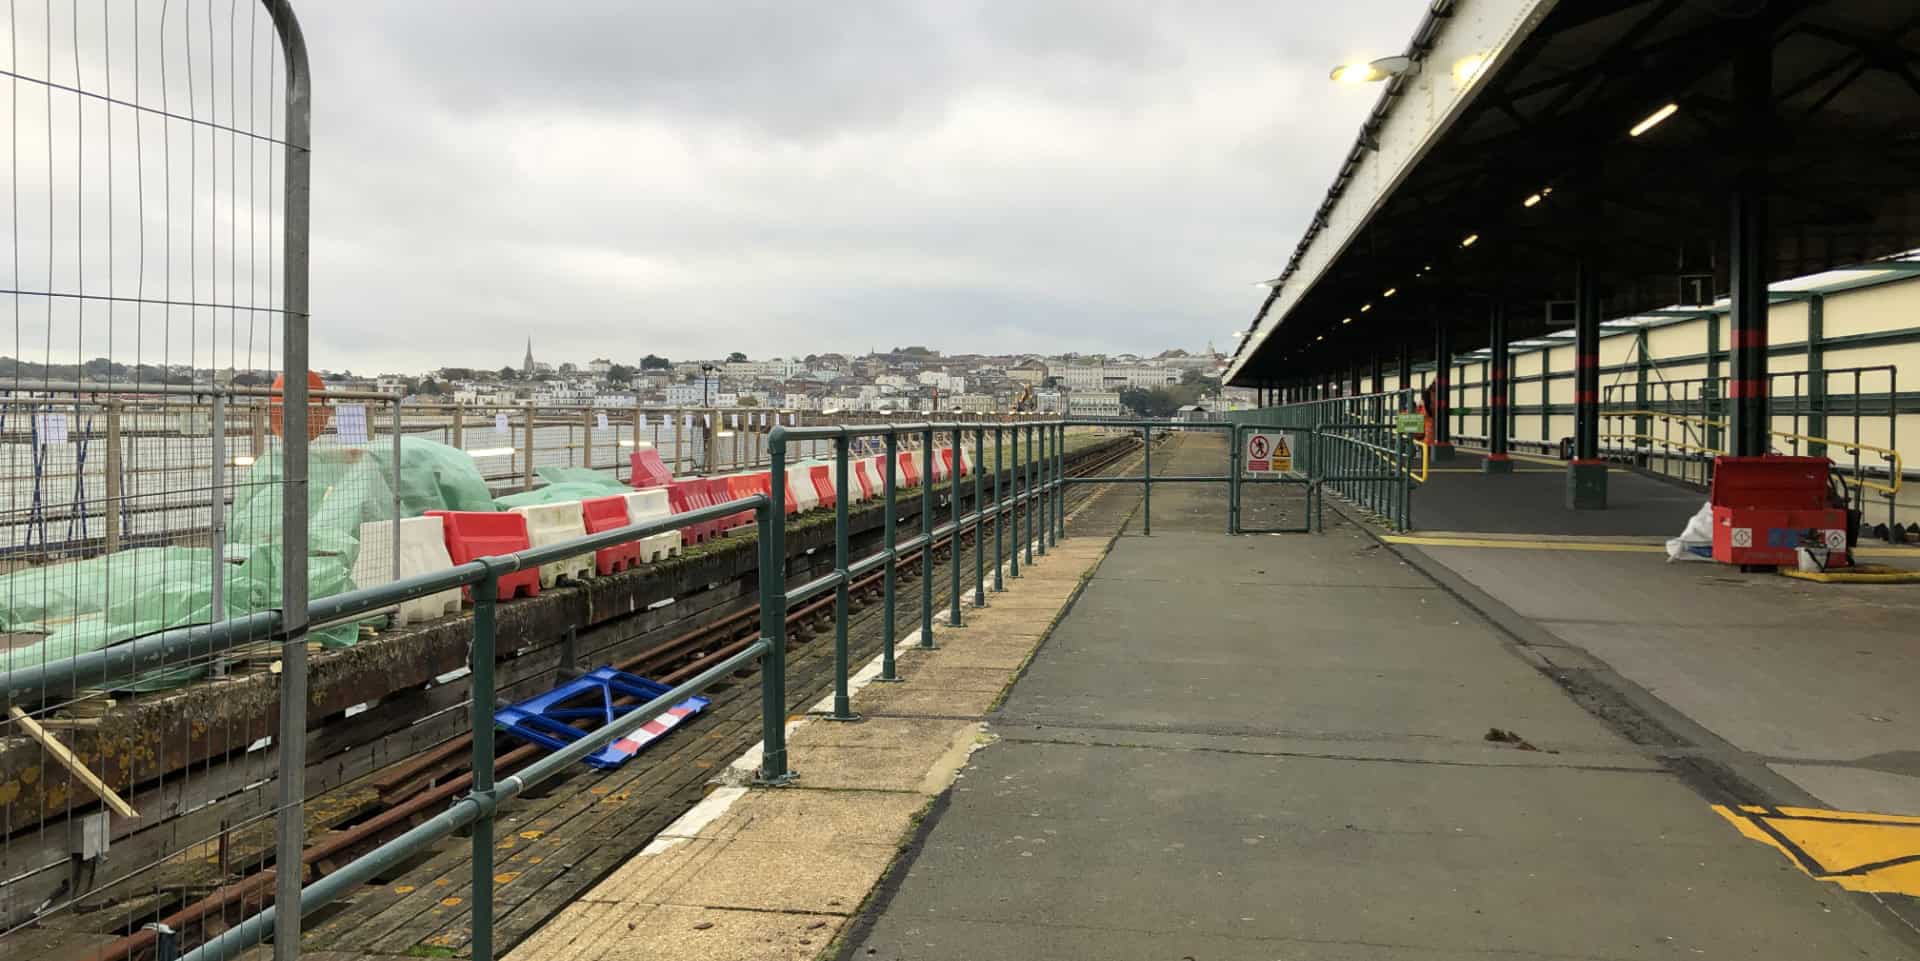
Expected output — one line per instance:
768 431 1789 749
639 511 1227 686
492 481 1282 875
1630 103 1678 137
1451 54 1488 87
1460 233 1480 248
1329 55 1414 84
1383 287 1397 298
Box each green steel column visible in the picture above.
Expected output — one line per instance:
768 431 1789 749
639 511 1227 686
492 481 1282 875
1142 426 1152 536
994 425 1007 590
1634 328 1651 460
949 428 963 627
1806 293 1827 458
920 426 936 649
830 435 858 720
470 569 500 961
760 437 794 781
879 430 900 682
1009 425 1021 578
972 427 985 606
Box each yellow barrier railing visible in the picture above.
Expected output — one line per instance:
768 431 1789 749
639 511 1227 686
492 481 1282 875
1602 409 1903 496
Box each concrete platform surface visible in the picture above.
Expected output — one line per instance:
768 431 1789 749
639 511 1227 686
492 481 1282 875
844 444 1920 960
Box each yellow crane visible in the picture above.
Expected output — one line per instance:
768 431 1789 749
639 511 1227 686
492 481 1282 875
1011 383 1038 413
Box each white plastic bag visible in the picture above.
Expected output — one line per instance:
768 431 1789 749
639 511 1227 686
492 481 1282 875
1665 502 1715 563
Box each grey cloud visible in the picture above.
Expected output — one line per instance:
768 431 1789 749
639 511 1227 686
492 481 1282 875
287 0 1421 372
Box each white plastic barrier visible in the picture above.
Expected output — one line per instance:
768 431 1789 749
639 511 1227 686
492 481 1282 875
351 516 463 626
620 489 683 561
930 447 951 484
824 459 861 503
958 446 973 477
508 501 595 587
787 466 820 513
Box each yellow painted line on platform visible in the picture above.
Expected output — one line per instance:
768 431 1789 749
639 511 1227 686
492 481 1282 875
1382 535 1664 553
1425 467 1562 473
1712 805 1920 896
1384 533 1920 560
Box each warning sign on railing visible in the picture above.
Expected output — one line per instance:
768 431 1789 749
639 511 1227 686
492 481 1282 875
1244 431 1292 475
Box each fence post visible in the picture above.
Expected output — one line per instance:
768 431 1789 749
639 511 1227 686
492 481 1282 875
521 404 535 491
470 567 501 961
972 426 985 606
673 409 686 475
1228 425 1240 534
251 404 268 459
919 425 937 649
1053 423 1064 545
1035 424 1047 557
760 434 794 782
104 400 123 553
948 428 963 626
391 400 403 586
880 429 900 681
582 408 595 471
1024 425 1036 562
1141 425 1152 537
1008 424 1020 579
994 424 1006 591
270 5 315 957
452 405 465 451
208 392 227 675
830 433 859 720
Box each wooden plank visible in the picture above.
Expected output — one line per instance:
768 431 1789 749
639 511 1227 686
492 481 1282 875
7 706 139 819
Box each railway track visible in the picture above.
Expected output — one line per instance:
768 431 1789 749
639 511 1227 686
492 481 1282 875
70 433 1150 961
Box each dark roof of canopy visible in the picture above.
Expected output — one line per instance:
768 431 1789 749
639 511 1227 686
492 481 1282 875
1228 0 1920 386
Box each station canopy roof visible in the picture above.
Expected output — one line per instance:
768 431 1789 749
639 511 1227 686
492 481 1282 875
1226 0 1920 386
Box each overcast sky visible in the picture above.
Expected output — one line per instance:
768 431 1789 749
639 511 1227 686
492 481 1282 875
6 1 1419 377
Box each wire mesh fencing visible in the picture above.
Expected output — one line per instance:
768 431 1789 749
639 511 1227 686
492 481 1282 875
0 1 315 953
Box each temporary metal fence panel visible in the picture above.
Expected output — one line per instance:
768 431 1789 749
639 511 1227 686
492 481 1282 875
0 4 315 957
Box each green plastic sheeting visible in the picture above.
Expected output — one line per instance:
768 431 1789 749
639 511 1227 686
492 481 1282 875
366 437 496 515
493 466 627 508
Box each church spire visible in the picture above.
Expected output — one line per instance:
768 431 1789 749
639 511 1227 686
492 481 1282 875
523 338 535 376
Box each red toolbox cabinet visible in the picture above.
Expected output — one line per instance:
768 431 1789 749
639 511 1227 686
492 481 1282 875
1708 456 1848 566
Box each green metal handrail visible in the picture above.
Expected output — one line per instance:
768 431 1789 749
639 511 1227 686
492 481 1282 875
15 418 1138 961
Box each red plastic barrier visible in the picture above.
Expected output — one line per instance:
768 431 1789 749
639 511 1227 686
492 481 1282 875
809 465 837 510
629 446 674 489
869 456 893 494
895 451 921 488
724 475 762 529
708 477 752 531
852 459 878 500
581 495 642 575
668 480 719 544
425 510 541 600
939 448 955 482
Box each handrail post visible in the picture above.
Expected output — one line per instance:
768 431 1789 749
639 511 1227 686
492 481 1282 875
829 433 859 720
1024 425 1035 563
1009 424 1021 579
948 428 963 626
470 565 501 961
879 429 901 681
759 433 795 782
1053 423 1064 545
1141 425 1152 537
1035 423 1048 557
994 424 1006 590
972 426 985 606
919 425 937 650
